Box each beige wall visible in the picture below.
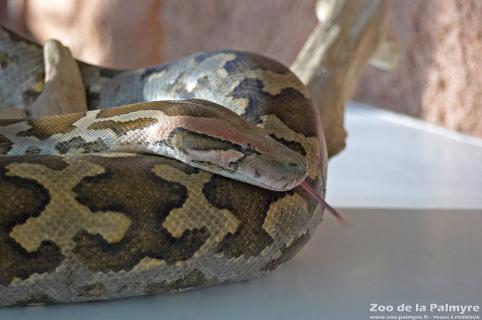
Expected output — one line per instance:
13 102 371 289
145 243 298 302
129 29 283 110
1 0 481 138
354 0 482 138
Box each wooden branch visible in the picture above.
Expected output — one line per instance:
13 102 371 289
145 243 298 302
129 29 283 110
27 39 87 117
369 24 399 71
291 0 388 157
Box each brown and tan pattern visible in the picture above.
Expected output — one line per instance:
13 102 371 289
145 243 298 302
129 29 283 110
0 25 327 306
7 159 132 252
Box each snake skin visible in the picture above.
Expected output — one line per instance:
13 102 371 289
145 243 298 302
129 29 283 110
0 26 327 306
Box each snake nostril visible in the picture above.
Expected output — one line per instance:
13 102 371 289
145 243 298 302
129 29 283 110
285 161 306 180
285 160 308 181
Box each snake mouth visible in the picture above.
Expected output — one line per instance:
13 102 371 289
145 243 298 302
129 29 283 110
217 167 306 192
268 167 308 191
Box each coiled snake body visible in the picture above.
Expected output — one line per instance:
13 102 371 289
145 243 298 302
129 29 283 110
0 26 327 306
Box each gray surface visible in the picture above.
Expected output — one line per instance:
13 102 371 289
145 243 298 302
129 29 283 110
1 102 481 319
327 102 482 209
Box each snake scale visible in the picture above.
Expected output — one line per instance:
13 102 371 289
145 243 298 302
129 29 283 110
0 26 327 306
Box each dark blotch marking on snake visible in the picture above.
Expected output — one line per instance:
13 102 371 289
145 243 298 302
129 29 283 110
0 134 13 155
88 117 158 136
85 90 101 108
98 68 122 79
232 78 319 138
72 155 209 272
203 175 285 258
0 51 13 69
0 156 66 285
21 71 44 106
139 63 170 81
168 127 256 157
55 137 109 154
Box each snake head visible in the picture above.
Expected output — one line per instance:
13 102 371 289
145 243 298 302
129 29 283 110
228 130 309 191
157 99 308 191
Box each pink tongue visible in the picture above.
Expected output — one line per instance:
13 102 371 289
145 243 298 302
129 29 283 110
300 181 348 225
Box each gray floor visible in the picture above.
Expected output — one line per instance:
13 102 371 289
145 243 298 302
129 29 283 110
1 102 481 319
327 102 482 209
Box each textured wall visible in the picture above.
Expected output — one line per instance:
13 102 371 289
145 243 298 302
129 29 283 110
354 0 482 138
162 0 317 65
0 0 164 68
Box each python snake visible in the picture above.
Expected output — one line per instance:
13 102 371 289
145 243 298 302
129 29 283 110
0 26 327 306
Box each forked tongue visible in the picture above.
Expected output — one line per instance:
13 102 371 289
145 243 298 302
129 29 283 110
300 181 348 225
